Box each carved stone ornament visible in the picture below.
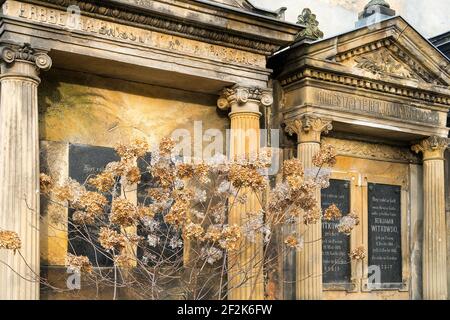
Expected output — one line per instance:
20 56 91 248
354 50 413 79
1 43 52 71
323 137 420 164
284 115 332 143
412 136 449 160
296 8 324 41
217 86 273 110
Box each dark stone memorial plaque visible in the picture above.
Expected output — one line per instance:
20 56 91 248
368 183 402 285
321 179 351 284
68 144 120 267
136 154 183 265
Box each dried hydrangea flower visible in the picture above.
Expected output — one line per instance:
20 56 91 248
337 212 360 235
201 246 223 265
312 144 337 167
53 178 85 202
193 188 207 203
110 198 139 227
349 246 366 261
303 206 322 225
219 224 242 252
169 236 183 249
158 137 175 157
115 139 149 160
284 234 304 251
137 206 155 220
229 164 267 191
0 230 21 253
176 163 194 179
66 253 93 274
40 173 54 194
98 227 127 251
165 200 189 227
147 234 159 247
88 171 115 192
283 158 304 179
72 210 95 225
323 204 342 221
183 220 204 240
77 191 108 216
202 225 223 242
194 163 210 184
148 188 170 202
151 164 176 188
125 166 141 185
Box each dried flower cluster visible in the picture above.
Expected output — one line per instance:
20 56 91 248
323 204 342 221
229 164 267 191
98 227 127 251
36 136 361 298
312 144 337 167
0 230 21 252
284 234 304 250
116 138 149 160
337 212 360 235
110 198 140 227
349 246 366 261
40 173 54 194
66 253 93 273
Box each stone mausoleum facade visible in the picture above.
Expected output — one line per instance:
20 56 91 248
0 0 449 300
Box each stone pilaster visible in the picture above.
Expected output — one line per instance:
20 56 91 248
285 115 332 300
218 85 273 300
0 43 52 300
412 136 449 300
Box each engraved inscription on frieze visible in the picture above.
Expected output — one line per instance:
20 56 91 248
314 89 440 125
3 1 264 66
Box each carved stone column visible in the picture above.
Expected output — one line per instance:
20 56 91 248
218 85 273 300
412 136 449 300
285 115 332 300
0 43 52 300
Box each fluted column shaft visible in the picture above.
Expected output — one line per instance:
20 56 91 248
218 86 273 300
285 116 332 300
413 136 448 300
0 44 51 300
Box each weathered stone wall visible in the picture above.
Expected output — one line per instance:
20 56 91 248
39 68 228 148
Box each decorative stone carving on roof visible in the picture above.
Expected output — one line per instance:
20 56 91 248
296 8 324 42
335 39 442 84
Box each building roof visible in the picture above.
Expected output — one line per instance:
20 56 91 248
430 31 450 59
200 0 287 20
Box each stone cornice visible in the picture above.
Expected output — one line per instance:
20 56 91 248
11 0 301 55
279 66 450 108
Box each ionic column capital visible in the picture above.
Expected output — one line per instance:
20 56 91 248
412 136 449 161
217 85 273 115
1 43 52 80
284 115 332 143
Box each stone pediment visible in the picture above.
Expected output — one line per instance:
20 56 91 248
272 17 450 90
334 39 444 85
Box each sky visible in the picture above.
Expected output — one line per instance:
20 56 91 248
251 0 450 39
